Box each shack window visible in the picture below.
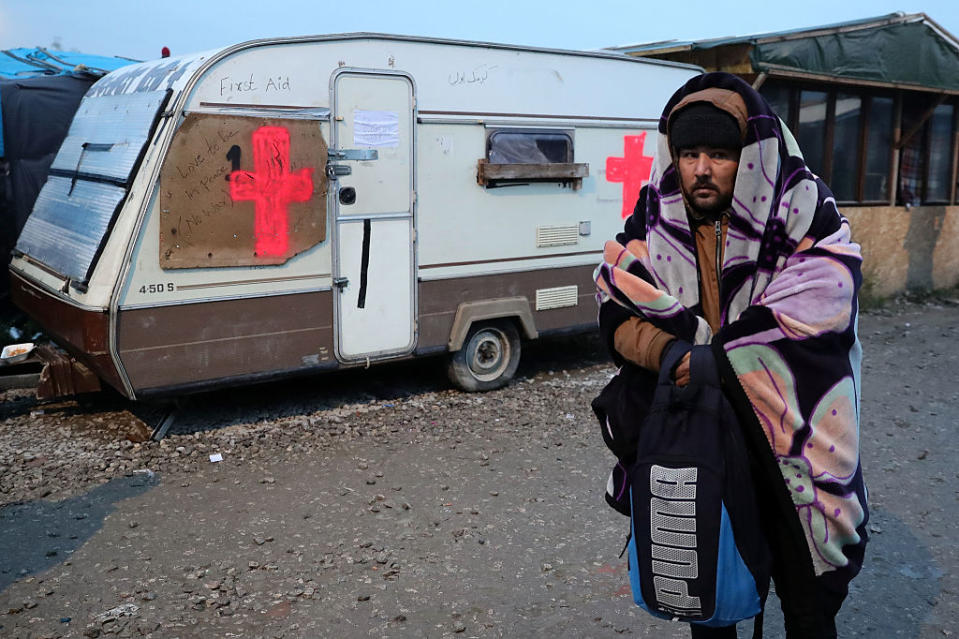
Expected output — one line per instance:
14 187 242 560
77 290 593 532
760 83 792 127
477 128 588 188
798 90 828 178
863 96 894 202
762 82 959 206
925 103 954 203
831 93 862 201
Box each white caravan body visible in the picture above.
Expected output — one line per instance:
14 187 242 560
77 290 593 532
10 34 699 398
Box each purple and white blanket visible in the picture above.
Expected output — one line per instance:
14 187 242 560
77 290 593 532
595 73 868 590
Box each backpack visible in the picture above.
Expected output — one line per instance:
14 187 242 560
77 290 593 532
593 341 770 631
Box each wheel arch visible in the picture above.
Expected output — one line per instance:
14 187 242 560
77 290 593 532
447 297 538 352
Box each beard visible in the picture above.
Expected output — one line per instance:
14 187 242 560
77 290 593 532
683 180 733 217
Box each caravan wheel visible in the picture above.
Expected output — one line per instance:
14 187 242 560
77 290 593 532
447 320 521 392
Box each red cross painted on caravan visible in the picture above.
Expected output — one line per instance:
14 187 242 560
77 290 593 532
229 126 314 257
606 133 654 219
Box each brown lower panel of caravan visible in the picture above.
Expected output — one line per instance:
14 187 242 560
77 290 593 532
9 271 124 392
118 265 599 396
117 292 335 393
416 264 599 350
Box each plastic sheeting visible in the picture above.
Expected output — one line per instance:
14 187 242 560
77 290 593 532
0 75 92 202
751 21 959 92
0 75 94 296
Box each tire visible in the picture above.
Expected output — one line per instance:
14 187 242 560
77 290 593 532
447 320 521 392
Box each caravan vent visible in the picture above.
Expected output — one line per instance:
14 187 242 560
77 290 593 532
536 285 578 311
536 225 579 248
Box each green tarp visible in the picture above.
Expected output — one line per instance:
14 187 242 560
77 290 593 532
751 21 959 92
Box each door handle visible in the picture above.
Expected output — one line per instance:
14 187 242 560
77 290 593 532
327 164 352 179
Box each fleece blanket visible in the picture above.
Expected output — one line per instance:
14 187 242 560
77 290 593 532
595 73 868 590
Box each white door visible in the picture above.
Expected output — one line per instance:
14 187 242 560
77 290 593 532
332 71 415 361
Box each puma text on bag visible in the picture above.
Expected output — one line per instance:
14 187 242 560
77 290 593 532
613 343 770 628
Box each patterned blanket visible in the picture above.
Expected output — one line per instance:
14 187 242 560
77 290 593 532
595 73 868 590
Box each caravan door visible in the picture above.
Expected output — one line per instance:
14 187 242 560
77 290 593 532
331 71 415 362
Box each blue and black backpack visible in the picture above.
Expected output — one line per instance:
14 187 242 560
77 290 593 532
593 341 770 633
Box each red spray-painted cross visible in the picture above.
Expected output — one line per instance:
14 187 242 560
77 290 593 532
606 133 653 219
229 126 314 257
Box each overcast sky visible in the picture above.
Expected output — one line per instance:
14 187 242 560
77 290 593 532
2 0 958 61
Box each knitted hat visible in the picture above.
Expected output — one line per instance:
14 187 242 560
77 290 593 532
669 102 743 152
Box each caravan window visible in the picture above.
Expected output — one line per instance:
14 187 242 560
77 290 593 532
486 130 573 164
478 128 587 188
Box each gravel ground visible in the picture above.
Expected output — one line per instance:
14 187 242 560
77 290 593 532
0 295 957 638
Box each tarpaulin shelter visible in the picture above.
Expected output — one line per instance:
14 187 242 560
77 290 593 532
0 48 136 301
607 12 959 206
607 12 959 296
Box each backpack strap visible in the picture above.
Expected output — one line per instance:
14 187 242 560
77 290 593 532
658 339 692 385
688 344 720 387
659 341 721 389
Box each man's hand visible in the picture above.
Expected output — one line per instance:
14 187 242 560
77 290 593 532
673 352 691 387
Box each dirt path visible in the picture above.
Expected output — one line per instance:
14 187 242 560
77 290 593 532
0 297 956 638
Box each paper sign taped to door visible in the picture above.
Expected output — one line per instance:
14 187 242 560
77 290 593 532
353 109 399 147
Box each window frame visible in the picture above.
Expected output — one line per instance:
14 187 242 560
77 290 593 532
920 101 956 204
477 127 588 189
760 80 958 206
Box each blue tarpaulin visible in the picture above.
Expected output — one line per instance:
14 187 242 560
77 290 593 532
0 47 135 80
0 48 136 155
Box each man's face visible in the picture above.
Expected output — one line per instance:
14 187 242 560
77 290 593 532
676 145 740 216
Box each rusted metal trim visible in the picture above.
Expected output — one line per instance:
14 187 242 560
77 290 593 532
176 273 331 291
198 101 328 111
10 253 71 285
418 109 658 123
9 270 102 312
419 250 601 270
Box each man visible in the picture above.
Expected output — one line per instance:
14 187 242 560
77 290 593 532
594 72 868 638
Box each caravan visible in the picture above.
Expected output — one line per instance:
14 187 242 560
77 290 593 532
9 34 698 399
